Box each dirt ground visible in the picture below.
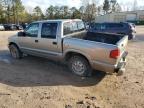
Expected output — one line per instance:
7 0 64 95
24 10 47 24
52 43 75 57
0 27 144 108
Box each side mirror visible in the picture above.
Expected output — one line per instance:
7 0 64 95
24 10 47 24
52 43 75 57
18 31 25 37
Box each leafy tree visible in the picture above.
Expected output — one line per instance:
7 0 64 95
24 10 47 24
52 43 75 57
13 0 25 23
0 0 12 23
83 3 97 23
70 7 77 18
63 6 69 18
110 0 121 13
79 6 85 19
90 3 97 21
46 5 55 19
21 12 32 23
0 0 25 23
103 0 110 14
0 0 98 24
60 6 69 19
54 6 61 19
70 7 81 19
33 6 43 20
73 9 81 19
97 6 103 15
0 4 4 23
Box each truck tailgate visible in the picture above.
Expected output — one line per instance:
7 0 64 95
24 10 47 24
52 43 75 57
117 35 128 58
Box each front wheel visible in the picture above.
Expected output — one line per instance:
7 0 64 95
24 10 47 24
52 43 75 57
9 44 23 59
68 55 92 77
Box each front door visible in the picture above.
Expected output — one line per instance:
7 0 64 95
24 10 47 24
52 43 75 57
18 23 40 54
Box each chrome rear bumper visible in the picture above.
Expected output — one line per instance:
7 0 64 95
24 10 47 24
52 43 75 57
115 51 128 75
115 61 126 75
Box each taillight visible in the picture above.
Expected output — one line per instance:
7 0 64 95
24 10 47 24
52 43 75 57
110 49 120 59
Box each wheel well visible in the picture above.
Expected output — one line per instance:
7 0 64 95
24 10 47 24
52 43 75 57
9 42 19 49
65 52 91 65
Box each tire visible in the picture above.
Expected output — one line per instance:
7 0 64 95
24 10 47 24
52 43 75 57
68 55 92 77
9 44 23 59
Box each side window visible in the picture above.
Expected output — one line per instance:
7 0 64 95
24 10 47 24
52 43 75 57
41 23 57 39
25 23 39 37
107 23 124 29
63 22 73 35
63 21 85 35
72 22 78 31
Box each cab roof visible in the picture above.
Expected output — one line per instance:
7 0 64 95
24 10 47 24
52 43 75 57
34 19 82 23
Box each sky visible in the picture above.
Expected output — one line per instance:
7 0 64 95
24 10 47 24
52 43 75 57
22 0 144 13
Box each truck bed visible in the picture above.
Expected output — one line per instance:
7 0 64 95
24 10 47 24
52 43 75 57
69 31 124 45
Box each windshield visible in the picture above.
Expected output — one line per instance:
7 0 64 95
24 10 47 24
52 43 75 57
63 21 85 35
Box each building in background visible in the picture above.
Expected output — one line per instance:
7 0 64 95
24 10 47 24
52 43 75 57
95 10 144 24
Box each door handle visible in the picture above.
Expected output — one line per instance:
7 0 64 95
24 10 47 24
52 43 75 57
53 42 57 45
35 40 38 43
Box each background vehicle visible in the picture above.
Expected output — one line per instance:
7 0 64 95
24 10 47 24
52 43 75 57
15 25 23 30
0 24 5 31
129 23 136 28
20 23 28 29
3 24 11 30
4 24 17 31
11 24 18 30
8 19 128 77
89 22 136 40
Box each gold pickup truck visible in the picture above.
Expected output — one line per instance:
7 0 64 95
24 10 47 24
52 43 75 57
8 19 128 77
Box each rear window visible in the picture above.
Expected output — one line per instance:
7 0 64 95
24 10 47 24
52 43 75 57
63 22 73 35
63 21 85 35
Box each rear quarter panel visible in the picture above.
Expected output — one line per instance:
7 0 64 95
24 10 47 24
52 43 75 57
63 38 118 65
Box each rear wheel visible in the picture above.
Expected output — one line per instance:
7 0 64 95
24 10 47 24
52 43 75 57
68 55 92 77
9 44 23 59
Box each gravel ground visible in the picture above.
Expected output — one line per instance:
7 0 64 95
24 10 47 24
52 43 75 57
0 27 144 108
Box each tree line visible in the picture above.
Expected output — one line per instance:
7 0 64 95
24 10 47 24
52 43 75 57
0 0 121 24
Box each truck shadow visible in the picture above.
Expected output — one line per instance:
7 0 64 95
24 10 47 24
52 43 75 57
0 50 106 87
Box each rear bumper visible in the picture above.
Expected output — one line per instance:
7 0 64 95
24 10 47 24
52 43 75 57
114 59 126 75
91 52 128 74
114 51 128 75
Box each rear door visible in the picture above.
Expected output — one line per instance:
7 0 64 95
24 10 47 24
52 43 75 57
36 22 60 57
